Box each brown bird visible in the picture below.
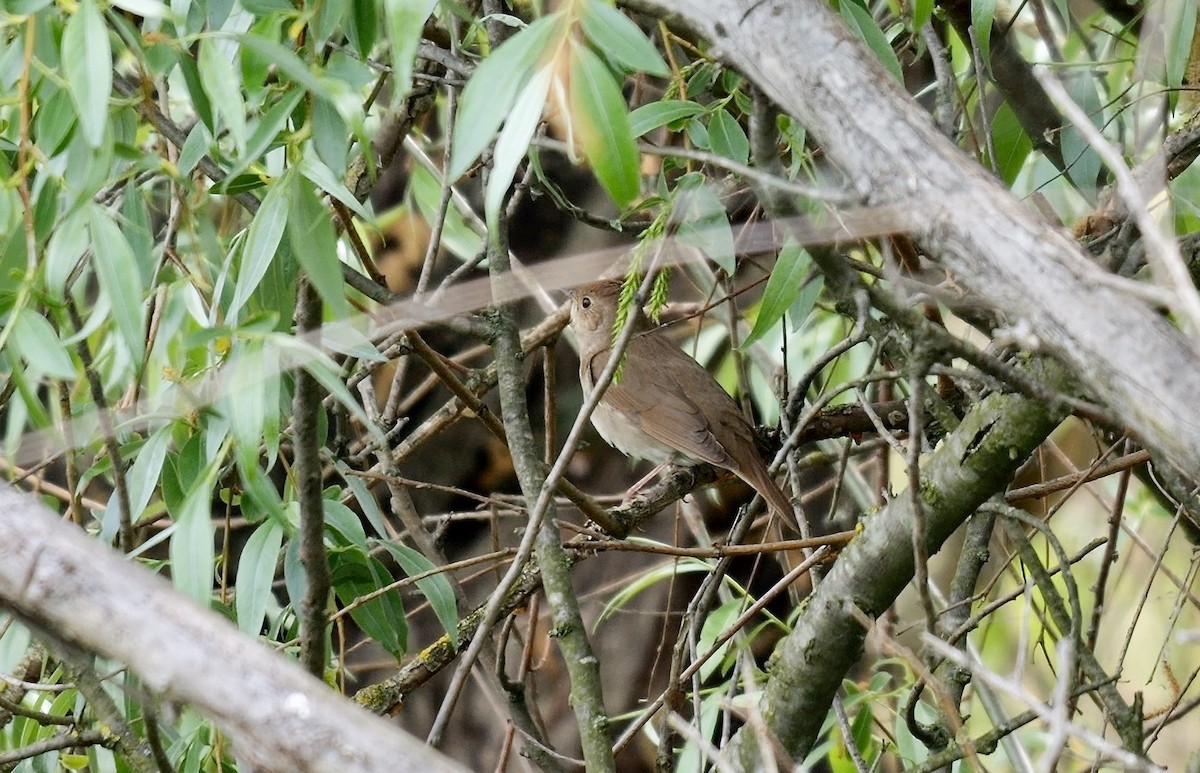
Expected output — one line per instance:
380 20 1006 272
568 279 800 533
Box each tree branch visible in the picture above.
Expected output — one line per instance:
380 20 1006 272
0 486 467 773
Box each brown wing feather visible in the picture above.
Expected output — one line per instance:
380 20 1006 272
589 333 737 468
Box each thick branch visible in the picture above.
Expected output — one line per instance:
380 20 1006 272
0 486 466 773
731 360 1067 764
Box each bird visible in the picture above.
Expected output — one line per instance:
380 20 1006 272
568 279 800 533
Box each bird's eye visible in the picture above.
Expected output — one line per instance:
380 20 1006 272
581 296 592 309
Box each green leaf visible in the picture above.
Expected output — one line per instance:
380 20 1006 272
1060 73 1104 194
331 549 407 658
241 0 295 12
299 154 371 221
62 0 112 148
347 0 380 58
568 43 639 207
226 341 270 469
970 0 996 76
671 173 735 273
124 426 171 523
697 599 741 681
383 0 438 104
743 239 814 347
227 86 305 181
449 13 564 180
485 64 553 231
10 310 75 380
840 1 902 83
407 164 482 260
324 500 368 549
177 122 210 177
230 173 290 321
44 207 88 300
236 34 333 101
286 174 349 318
628 99 705 137
169 440 227 606
235 519 284 635
199 37 247 154
33 87 78 158
579 1 668 76
707 108 749 165
179 53 216 134
338 461 389 538
1166 1 1198 89
911 0 934 36
989 102 1032 185
270 334 382 449
596 555 712 626
311 97 348 176
376 539 460 647
88 204 146 361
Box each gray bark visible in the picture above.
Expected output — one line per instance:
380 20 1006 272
0 485 466 773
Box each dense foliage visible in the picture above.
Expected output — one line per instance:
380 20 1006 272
1 0 1199 771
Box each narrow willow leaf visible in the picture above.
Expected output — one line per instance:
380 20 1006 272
227 86 304 180
989 102 1032 185
912 0 934 36
743 239 812 347
311 97 348 176
124 426 171 523
226 342 267 469
88 204 146 361
62 0 112 148
44 208 88 299
408 164 482 260
324 500 368 549
330 549 408 658
840 1 902 83
236 34 333 101
1166 1 1198 89
339 461 389 538
672 174 735 273
299 154 370 220
628 99 704 137
1060 73 1103 194
383 0 438 104
376 540 460 647
235 519 284 635
286 174 349 318
199 37 247 154
485 65 553 231
697 599 741 681
597 556 712 626
347 0 380 58
970 0 996 75
10 310 75 379
579 1 668 76
707 108 749 166
568 43 639 207
449 13 563 180
169 441 227 606
230 173 290 321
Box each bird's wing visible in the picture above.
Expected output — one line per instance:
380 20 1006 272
584 335 736 468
